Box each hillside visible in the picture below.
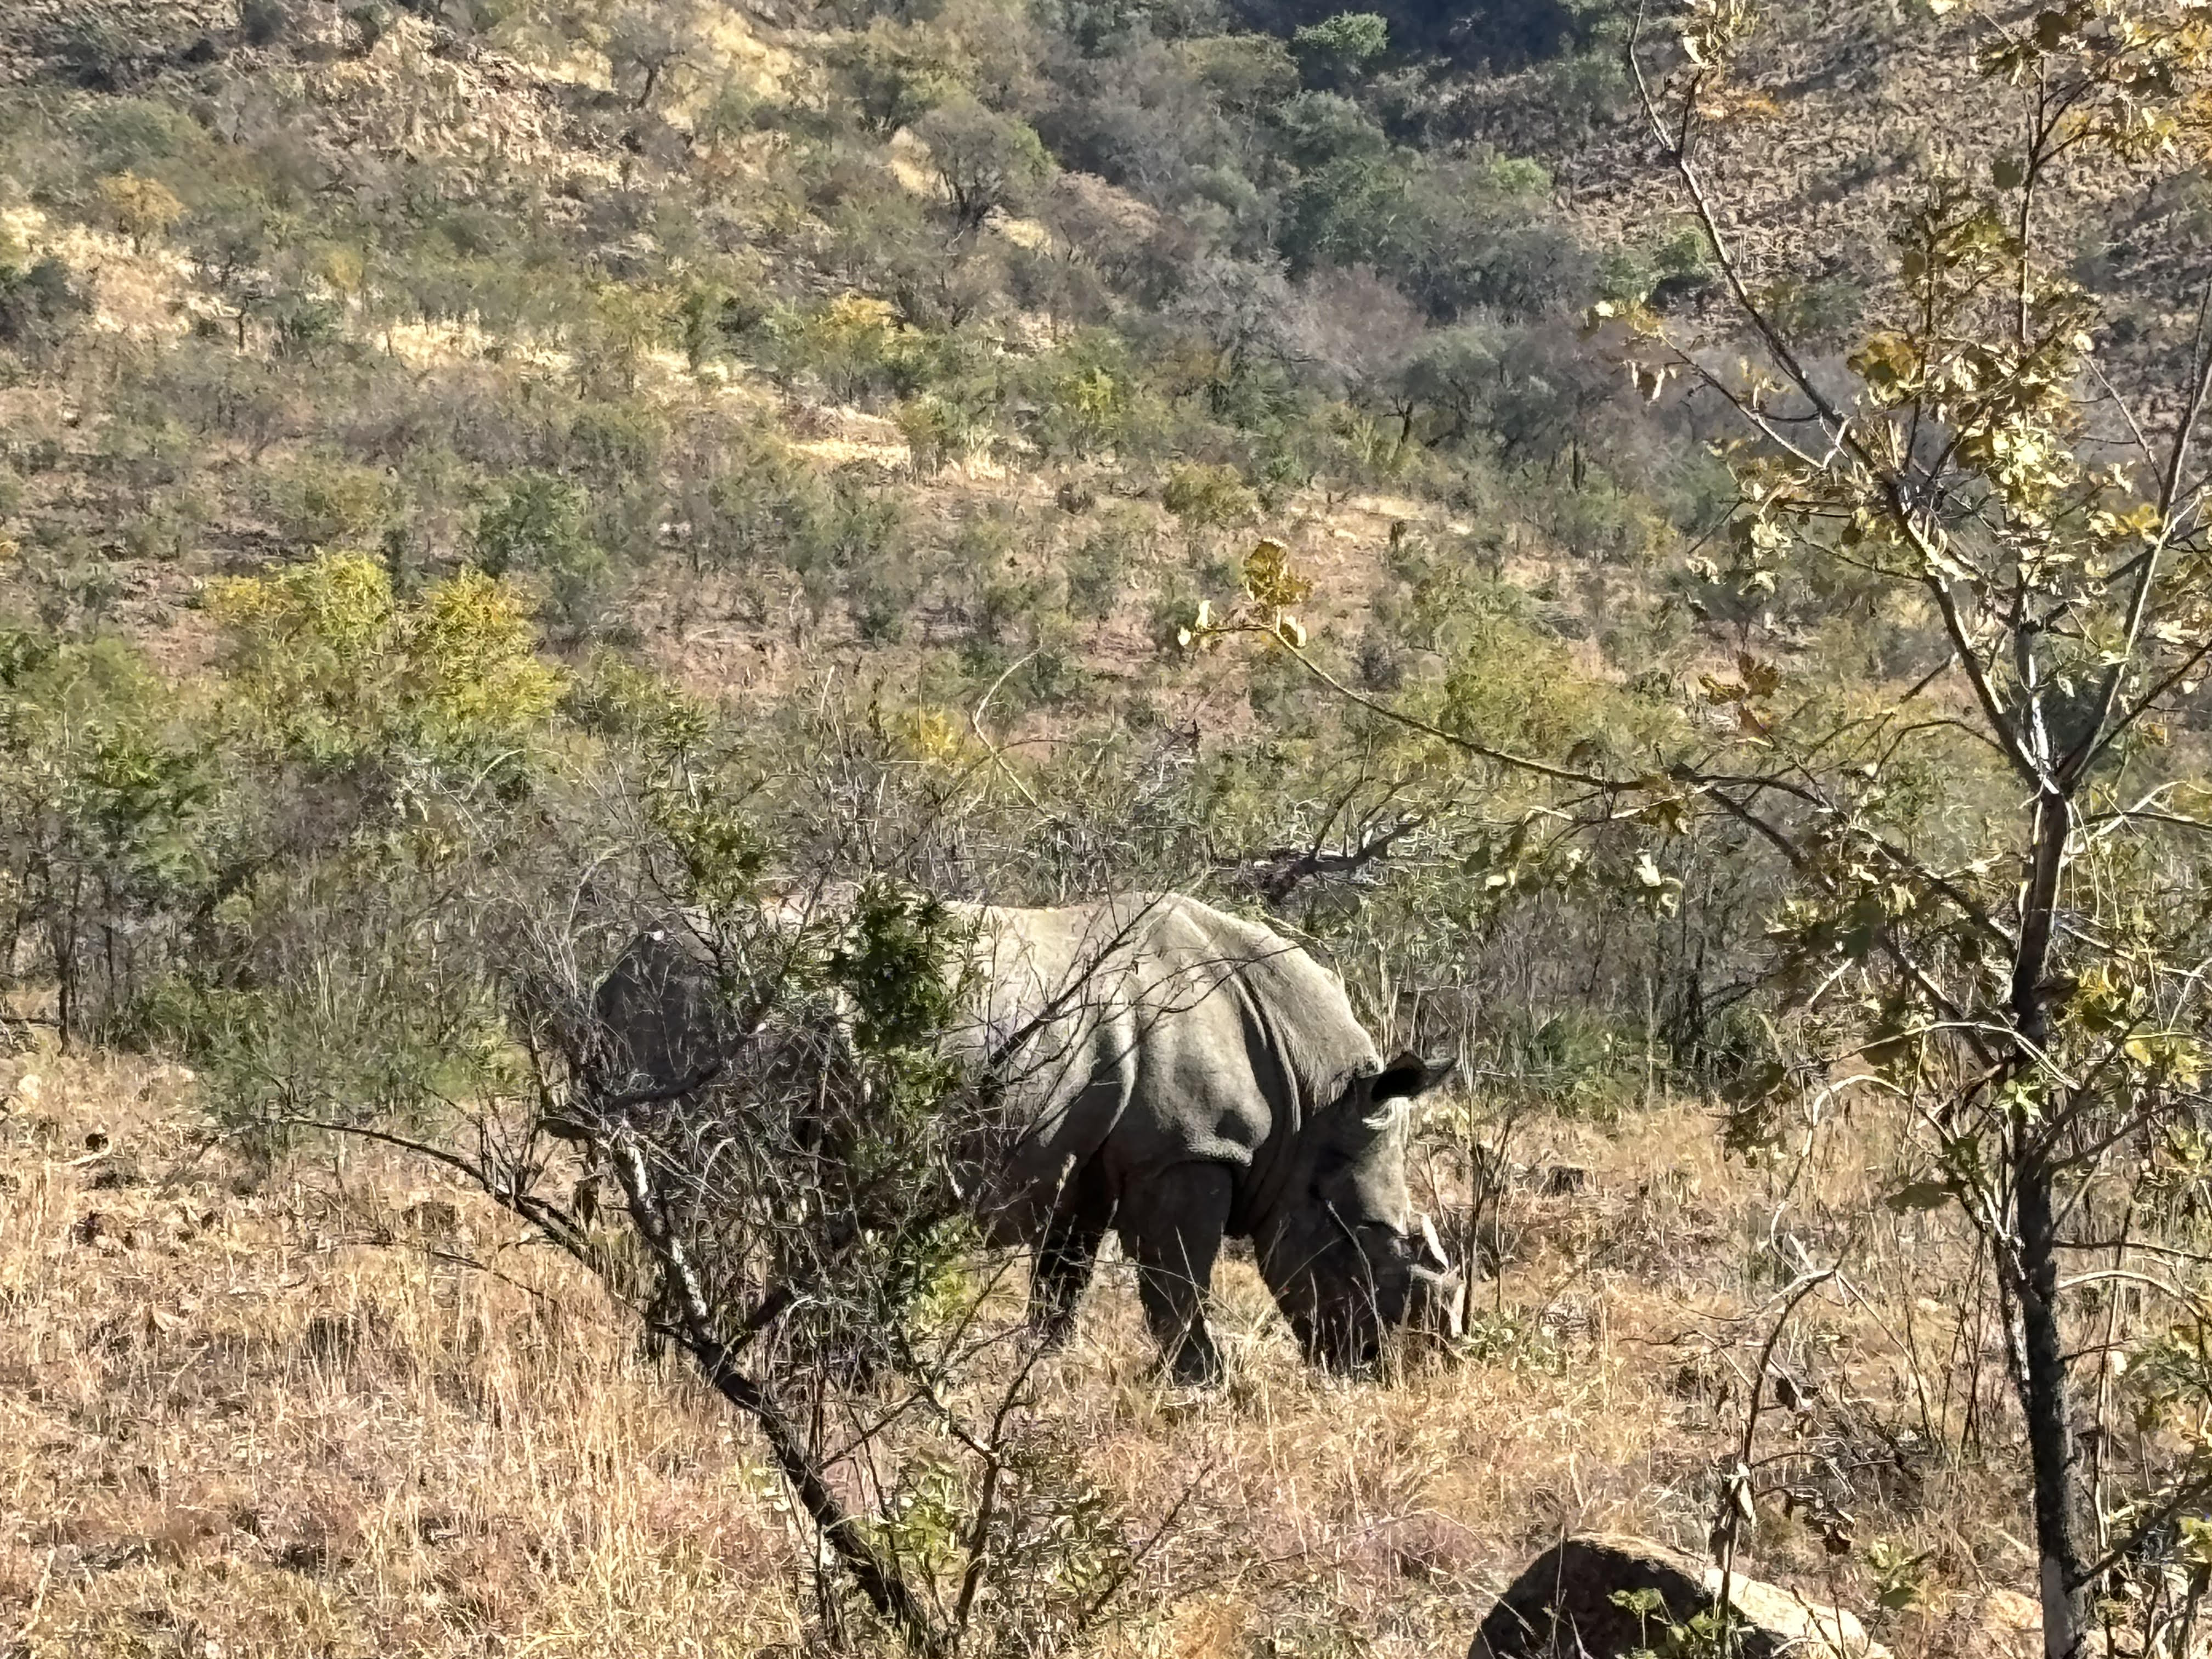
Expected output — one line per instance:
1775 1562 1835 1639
0 0 1705 710
4 1 2212 1656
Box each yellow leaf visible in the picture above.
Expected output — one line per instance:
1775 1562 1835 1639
1243 540 1314 608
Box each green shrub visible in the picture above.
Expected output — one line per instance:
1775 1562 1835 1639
1023 332 1161 460
258 452 397 549
829 23 966 135
1161 461 1257 528
564 399 668 488
473 471 611 633
0 627 219 1042
1291 12 1389 85
1065 514 1142 620
1177 33 1300 109
0 257 88 363
73 98 211 172
768 294 930 407
205 551 563 777
897 393 991 475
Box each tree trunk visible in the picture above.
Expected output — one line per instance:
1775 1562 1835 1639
2011 784 2086 1659
2016 1149 2086 1659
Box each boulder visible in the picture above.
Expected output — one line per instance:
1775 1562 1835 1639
1470 1533 1889 1659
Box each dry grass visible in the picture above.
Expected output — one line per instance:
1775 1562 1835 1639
2 1047 2045 1658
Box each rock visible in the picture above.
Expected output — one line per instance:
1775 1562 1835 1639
1470 1533 1889 1659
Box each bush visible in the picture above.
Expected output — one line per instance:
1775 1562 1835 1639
1161 461 1257 528
473 471 611 633
240 0 291 46
563 399 668 489
47 18 136 88
0 257 88 363
1177 32 1300 109
1065 516 1140 619
1388 158 1596 321
770 294 927 407
96 172 185 251
1022 332 1160 459
1290 11 1387 85
206 551 563 777
258 453 398 549
913 98 1056 230
897 392 991 474
0 627 219 1042
829 23 966 135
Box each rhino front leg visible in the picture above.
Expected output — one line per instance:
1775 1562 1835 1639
1119 1163 1232 1385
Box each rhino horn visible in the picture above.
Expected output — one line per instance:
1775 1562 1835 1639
1415 1210 1451 1273
1406 1260 1465 1342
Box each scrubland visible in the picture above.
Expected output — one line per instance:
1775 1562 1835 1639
4 1045 2049 1658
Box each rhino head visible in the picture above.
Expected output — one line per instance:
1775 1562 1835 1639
1253 1051 1457 1371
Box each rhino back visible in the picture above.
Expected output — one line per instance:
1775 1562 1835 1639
964 894 1381 1231
591 894 1384 1239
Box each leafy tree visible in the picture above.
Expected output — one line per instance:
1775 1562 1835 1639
1177 31 1300 109
185 194 279 351
1290 10 1387 86
1165 253 1305 418
914 96 1056 231
828 21 967 136
1213 9 2212 1657
0 629 218 1045
1600 10 2212 1649
1267 88 1389 168
607 2 704 110
1291 266 1426 449
96 172 185 252
1384 156 1594 321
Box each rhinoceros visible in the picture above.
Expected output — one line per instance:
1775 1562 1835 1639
592 891 1458 1381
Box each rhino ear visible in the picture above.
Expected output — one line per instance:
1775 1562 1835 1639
1374 1051 1453 1102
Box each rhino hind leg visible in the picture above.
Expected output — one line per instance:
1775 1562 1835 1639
1119 1163 1233 1386
1029 1161 1114 1350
